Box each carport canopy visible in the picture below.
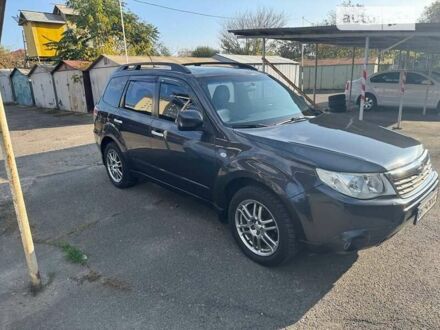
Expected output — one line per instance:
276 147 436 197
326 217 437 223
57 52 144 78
229 23 440 53
230 23 440 124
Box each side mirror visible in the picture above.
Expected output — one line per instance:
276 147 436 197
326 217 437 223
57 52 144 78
177 109 203 131
421 79 433 85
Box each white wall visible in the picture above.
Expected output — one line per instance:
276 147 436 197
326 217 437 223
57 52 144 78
90 66 119 105
252 63 300 87
30 72 57 109
302 64 376 90
53 70 88 113
0 70 14 103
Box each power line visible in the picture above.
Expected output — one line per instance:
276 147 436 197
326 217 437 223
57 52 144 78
132 0 233 20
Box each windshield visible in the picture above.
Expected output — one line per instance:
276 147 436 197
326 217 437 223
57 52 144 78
198 74 311 127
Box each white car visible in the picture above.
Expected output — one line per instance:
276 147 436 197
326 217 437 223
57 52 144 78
346 70 440 111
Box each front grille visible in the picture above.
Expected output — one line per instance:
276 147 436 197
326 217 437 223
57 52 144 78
391 154 433 198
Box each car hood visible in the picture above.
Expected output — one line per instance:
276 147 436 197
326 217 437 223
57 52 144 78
235 114 424 173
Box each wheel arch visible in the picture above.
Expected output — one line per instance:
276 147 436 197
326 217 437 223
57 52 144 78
216 173 306 240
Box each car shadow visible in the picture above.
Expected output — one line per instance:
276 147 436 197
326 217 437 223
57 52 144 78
330 106 440 128
71 175 358 329
1 145 357 329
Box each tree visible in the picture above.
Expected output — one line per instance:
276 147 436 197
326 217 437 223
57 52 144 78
219 7 287 55
420 1 440 23
191 46 218 57
310 1 366 59
49 0 160 60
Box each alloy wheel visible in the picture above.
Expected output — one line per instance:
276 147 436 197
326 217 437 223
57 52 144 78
106 149 123 183
235 199 279 256
364 96 374 110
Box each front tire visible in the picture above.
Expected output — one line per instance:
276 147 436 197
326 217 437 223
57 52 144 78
103 142 137 189
228 186 299 266
357 93 377 111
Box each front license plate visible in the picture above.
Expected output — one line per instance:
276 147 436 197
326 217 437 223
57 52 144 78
415 189 438 224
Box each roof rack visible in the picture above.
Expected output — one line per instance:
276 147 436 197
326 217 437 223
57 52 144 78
183 62 258 71
117 62 191 74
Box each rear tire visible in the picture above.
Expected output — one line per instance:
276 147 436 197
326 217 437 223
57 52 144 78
103 142 137 189
228 186 299 266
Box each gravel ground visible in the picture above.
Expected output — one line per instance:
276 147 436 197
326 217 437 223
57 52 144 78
0 105 439 329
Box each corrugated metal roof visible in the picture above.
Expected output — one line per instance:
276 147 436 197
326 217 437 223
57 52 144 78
0 69 12 76
19 10 65 25
88 54 218 70
53 4 77 16
28 64 55 76
302 58 377 66
53 60 91 72
214 54 298 65
229 23 440 53
10 68 31 77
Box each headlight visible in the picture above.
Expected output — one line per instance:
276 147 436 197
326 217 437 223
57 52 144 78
316 168 395 199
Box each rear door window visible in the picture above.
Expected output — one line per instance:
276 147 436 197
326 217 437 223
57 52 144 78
124 80 155 114
406 73 431 85
102 76 128 107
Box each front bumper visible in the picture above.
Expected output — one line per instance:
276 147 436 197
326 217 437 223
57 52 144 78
290 171 438 252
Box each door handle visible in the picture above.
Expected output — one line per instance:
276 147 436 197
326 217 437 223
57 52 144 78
113 118 123 124
151 129 164 138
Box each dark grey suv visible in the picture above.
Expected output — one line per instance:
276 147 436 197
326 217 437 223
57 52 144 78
93 62 438 266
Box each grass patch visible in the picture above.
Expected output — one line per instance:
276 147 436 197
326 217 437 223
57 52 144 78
59 242 88 265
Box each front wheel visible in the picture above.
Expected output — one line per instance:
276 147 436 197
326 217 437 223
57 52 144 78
357 93 377 111
228 186 299 266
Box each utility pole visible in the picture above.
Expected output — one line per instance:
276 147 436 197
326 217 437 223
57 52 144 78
0 92 41 291
119 0 128 64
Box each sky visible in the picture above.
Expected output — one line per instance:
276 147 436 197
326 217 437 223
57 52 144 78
2 0 436 54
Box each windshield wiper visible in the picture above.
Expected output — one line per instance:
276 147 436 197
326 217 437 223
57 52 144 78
231 123 268 129
276 116 307 125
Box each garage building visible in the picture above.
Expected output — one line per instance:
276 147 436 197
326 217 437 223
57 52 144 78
10 68 33 106
28 64 57 109
88 55 218 105
52 60 93 113
0 69 14 103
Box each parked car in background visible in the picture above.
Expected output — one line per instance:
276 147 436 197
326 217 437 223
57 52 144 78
346 70 440 111
94 63 438 266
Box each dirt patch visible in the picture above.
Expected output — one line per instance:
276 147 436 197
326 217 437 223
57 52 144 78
102 277 131 292
74 269 131 292
0 202 17 235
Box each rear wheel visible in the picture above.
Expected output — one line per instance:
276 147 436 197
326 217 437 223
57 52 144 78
103 142 137 188
228 186 299 266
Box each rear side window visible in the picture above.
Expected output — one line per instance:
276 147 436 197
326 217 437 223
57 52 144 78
102 76 128 107
159 82 194 121
124 81 155 114
406 73 431 85
370 72 399 84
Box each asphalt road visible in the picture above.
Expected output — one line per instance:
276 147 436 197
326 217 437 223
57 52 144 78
1 105 439 329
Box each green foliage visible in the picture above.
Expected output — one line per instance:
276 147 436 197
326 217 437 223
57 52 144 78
49 0 160 60
191 46 218 57
60 242 88 265
420 1 440 23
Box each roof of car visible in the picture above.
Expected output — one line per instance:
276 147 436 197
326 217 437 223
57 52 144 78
185 65 263 78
